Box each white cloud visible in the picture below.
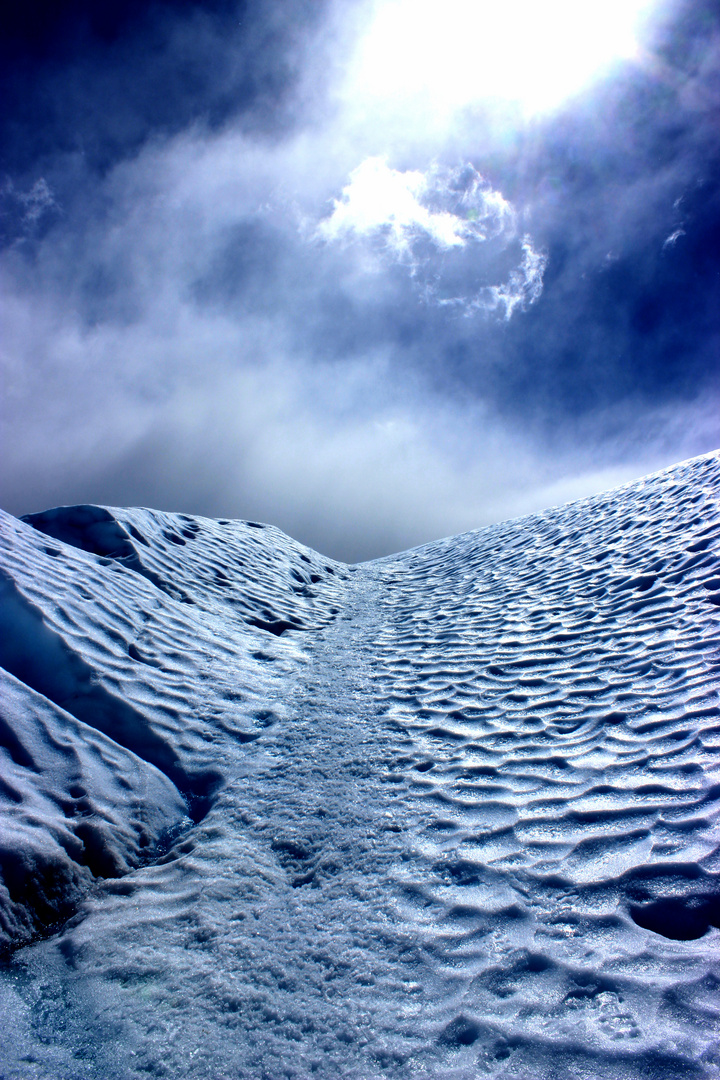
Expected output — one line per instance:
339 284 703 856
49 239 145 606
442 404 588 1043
317 157 513 255
478 235 548 319
316 158 544 317
662 227 686 249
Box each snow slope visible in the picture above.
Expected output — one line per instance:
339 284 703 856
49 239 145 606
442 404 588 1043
0 452 719 1079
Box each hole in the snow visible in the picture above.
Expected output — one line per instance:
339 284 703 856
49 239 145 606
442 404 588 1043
163 530 186 546
248 617 302 636
439 1015 481 1047
630 897 720 940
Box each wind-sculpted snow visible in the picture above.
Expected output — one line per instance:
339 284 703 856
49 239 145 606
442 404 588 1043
0 453 719 1079
0 669 186 951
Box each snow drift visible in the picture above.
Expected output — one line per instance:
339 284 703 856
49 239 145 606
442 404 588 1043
0 452 719 1078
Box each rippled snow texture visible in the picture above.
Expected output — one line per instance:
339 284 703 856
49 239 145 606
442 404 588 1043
0 453 719 1078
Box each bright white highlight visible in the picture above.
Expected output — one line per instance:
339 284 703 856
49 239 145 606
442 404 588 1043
317 157 513 256
318 159 463 253
346 0 658 118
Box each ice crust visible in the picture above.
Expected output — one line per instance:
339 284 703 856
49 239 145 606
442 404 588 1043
0 453 719 1078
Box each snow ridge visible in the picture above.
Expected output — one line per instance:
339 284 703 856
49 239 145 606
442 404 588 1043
0 452 719 1078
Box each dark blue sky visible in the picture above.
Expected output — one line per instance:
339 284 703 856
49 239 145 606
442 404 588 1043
1 0 719 560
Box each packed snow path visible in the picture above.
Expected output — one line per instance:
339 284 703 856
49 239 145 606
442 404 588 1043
0 452 719 1078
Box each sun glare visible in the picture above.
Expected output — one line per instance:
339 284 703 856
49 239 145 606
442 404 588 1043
346 0 660 118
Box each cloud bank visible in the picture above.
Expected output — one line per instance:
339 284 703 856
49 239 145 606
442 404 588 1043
0 0 719 559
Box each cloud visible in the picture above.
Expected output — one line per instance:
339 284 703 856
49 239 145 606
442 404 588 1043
440 234 548 320
317 158 514 253
14 178 56 224
662 226 686 248
0 177 58 244
315 158 546 317
0 0 718 562
1 125 714 564
5 256 712 564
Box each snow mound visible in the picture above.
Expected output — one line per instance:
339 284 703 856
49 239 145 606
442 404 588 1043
22 502 348 630
0 669 185 951
1 452 719 1078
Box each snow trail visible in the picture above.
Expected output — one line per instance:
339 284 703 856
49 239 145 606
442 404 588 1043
0 452 719 1078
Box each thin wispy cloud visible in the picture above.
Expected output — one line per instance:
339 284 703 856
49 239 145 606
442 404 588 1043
662 227 686 248
0 177 58 244
438 234 548 320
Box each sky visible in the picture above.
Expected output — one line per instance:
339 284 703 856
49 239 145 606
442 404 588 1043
1 0 719 562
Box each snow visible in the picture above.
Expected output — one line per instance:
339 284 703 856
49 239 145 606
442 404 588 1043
0 451 719 1079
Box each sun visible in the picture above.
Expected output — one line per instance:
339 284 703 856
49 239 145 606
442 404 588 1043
344 0 662 119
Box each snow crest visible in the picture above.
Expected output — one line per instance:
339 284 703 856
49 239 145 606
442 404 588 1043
1 453 719 1078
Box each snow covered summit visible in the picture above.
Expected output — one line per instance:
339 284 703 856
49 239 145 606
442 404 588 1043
1 452 719 1079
